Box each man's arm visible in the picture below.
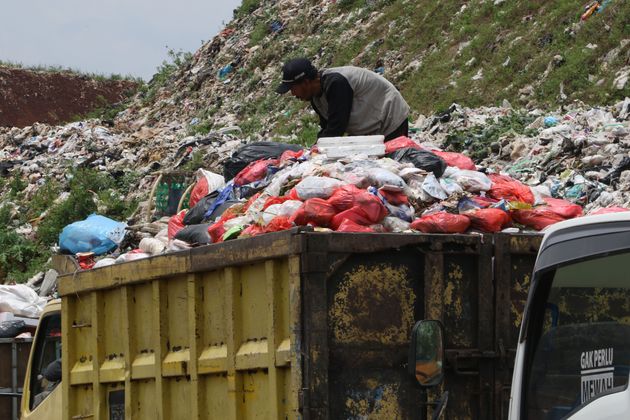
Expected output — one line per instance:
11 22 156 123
318 74 353 137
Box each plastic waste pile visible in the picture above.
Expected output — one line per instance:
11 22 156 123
73 96 630 267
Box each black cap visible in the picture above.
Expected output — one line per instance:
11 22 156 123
276 58 317 94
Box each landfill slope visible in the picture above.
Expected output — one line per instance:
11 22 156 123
0 66 137 128
1 0 630 284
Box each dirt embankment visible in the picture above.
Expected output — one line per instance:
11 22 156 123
0 66 138 128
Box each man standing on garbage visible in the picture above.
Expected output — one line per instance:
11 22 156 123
276 58 410 141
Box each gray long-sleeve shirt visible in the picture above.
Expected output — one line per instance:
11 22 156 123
311 66 410 138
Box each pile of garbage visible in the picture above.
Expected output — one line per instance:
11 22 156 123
50 97 630 269
0 283 48 338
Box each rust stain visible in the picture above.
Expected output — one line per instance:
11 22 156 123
330 264 416 345
344 382 402 419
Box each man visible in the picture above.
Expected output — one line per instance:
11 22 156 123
276 58 410 141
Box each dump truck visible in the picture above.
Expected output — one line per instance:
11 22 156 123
410 213 630 419
20 228 543 419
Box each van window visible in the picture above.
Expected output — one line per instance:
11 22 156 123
524 252 630 420
29 312 61 410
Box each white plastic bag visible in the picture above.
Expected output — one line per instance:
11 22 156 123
366 168 406 189
295 176 345 199
422 173 448 200
195 168 225 195
139 237 166 255
260 200 303 225
0 285 47 318
382 217 411 232
448 169 492 192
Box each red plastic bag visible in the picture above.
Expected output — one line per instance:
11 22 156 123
384 136 421 154
512 208 567 230
264 216 293 233
411 212 470 234
208 221 227 243
234 159 278 187
487 174 535 204
432 151 476 170
279 149 304 163
512 197 582 230
466 208 511 232
328 184 364 211
378 187 409 205
590 207 630 215
263 195 293 209
543 197 583 218
336 219 375 233
168 210 187 239
290 198 337 227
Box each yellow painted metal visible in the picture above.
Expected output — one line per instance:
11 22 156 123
58 250 299 419
21 301 63 420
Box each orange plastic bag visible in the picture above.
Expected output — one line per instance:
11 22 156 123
290 198 337 227
487 174 534 204
432 151 476 170
384 136 421 154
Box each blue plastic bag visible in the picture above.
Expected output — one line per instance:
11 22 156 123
59 214 127 256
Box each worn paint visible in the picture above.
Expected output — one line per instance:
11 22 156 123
330 264 416 345
344 382 402 419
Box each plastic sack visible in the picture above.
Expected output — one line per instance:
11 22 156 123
263 196 293 209
511 207 567 231
543 197 583 218
263 216 293 233
411 212 471 234
487 174 535 204
366 168 406 189
439 177 464 195
174 224 213 244
432 151 476 170
385 202 415 222
331 194 388 229
512 198 582 230
223 142 303 180
59 214 127 256
260 200 303 225
387 147 447 177
139 238 166 255
115 250 151 264
290 198 337 227
384 136 421 154
590 207 630 215
234 158 279 187
382 216 411 232
241 224 265 238
466 208 511 233
0 320 27 338
168 210 187 239
378 187 409 205
189 169 225 208
448 169 492 192
336 219 375 233
184 192 218 225
0 285 47 318
279 149 304 163
422 173 448 200
328 184 364 211
295 176 345 200
93 258 116 269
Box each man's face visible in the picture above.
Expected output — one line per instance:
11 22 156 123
290 79 312 101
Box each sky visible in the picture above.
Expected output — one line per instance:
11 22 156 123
1 0 242 80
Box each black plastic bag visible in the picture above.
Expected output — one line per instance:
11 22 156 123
387 147 447 177
183 191 219 225
174 224 213 245
0 320 26 338
223 142 302 180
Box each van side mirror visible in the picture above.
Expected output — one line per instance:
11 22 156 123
408 320 445 387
